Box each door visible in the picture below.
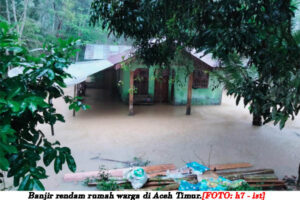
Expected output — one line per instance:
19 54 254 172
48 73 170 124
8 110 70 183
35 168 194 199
170 70 175 104
134 69 149 95
154 69 169 102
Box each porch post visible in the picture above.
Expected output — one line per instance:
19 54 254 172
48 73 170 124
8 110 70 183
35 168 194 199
129 70 134 116
186 73 193 115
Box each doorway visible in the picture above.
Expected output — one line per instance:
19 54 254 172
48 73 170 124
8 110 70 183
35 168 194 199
134 68 149 95
154 69 169 103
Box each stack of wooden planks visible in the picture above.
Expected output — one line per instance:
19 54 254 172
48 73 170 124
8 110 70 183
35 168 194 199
138 162 286 191
65 162 286 190
216 168 286 190
64 164 177 182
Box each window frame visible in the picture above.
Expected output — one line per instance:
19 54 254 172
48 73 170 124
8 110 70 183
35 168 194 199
192 69 209 89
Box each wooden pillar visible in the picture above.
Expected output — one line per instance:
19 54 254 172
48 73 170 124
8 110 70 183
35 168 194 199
73 84 77 117
186 73 193 115
129 70 134 116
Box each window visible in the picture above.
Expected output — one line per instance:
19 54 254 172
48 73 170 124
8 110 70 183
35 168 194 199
193 69 209 88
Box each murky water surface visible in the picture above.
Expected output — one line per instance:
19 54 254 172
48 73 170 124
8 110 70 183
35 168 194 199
35 87 300 190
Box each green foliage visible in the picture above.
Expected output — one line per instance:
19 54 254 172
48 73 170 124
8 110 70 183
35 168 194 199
131 157 150 167
90 0 300 128
228 182 261 191
95 166 132 191
97 178 121 191
0 21 88 190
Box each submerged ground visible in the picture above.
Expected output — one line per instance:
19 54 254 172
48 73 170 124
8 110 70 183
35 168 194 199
38 87 300 190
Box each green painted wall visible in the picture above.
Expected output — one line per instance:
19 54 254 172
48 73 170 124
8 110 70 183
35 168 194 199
148 67 155 97
119 64 155 103
119 68 130 102
172 67 222 105
118 63 223 105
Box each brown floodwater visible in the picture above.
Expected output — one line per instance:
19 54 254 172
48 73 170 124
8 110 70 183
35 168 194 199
34 87 300 190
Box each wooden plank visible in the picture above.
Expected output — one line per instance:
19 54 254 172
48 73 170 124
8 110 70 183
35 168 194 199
64 164 176 182
246 180 285 184
217 169 274 176
129 70 134 116
244 178 279 182
140 183 180 191
186 73 193 115
210 162 253 171
144 164 176 174
148 178 175 182
239 174 279 181
249 183 286 189
148 171 168 178
144 181 175 187
225 175 279 181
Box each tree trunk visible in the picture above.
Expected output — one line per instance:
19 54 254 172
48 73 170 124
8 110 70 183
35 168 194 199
252 114 262 126
5 0 11 24
56 19 63 38
52 1 56 33
297 163 300 188
19 0 30 40
52 1 63 38
11 0 19 33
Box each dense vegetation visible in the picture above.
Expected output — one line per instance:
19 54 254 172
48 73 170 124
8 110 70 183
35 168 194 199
0 20 89 190
0 0 127 191
0 0 129 49
90 0 300 128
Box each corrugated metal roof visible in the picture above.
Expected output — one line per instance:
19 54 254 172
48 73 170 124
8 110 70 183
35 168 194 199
84 44 220 68
64 60 113 86
84 44 132 60
65 45 134 86
107 49 134 65
189 50 220 68
8 45 220 87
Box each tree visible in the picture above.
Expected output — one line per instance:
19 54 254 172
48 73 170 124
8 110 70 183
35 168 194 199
5 0 11 24
0 21 88 190
0 0 130 49
295 30 300 45
90 0 300 129
8 0 30 40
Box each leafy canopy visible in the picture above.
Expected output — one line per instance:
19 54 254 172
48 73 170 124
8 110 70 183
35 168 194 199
90 0 300 128
0 21 88 190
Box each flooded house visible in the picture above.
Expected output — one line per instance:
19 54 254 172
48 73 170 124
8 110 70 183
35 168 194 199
69 44 223 115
